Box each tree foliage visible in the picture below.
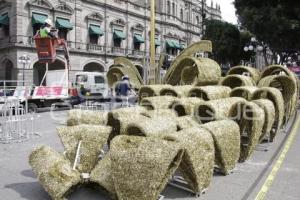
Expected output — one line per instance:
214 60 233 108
203 19 242 66
234 0 300 58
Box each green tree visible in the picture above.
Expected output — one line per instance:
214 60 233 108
234 0 300 64
203 19 241 66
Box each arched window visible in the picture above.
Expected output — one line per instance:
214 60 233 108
0 59 14 84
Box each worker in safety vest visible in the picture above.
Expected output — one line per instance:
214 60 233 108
39 19 56 38
35 18 70 63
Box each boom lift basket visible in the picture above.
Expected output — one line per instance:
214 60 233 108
34 37 58 63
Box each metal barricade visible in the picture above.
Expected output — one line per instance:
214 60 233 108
74 101 104 111
0 98 39 144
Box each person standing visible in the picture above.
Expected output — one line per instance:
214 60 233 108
118 75 131 96
79 84 87 103
117 75 135 107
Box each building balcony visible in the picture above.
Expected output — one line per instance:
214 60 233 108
0 35 162 61
132 50 145 57
111 47 126 55
87 44 104 52
0 35 36 48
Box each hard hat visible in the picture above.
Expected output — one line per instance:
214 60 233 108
122 75 129 80
44 19 53 26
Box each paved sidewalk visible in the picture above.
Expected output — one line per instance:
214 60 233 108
0 111 299 200
264 125 300 200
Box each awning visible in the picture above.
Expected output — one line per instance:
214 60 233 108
89 25 104 36
56 18 73 30
166 40 175 48
32 13 47 26
179 44 186 50
113 30 126 40
172 41 181 49
155 39 161 46
134 34 145 43
0 14 9 26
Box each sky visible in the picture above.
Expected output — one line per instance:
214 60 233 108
208 0 238 24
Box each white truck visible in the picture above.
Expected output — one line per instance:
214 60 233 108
0 69 79 113
26 69 77 112
75 72 111 100
0 71 111 113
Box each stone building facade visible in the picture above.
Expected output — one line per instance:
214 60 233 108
0 0 221 85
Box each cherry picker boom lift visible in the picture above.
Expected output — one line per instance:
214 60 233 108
23 34 79 112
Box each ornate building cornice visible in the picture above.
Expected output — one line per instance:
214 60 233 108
55 2 74 15
27 0 53 10
86 12 104 22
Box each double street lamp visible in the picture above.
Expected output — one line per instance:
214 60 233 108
243 37 264 67
18 54 31 86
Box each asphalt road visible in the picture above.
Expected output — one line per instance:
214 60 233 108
0 110 299 200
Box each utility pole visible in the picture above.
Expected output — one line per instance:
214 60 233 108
149 0 156 84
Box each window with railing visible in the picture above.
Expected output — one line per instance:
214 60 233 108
0 13 9 37
56 17 73 41
31 12 48 36
90 35 98 45
1 26 9 37
33 25 41 36
166 47 172 55
167 47 177 56
134 42 141 51
114 38 122 48
58 29 68 40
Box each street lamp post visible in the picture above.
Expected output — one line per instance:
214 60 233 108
201 0 206 39
244 37 264 68
196 0 207 39
18 54 31 86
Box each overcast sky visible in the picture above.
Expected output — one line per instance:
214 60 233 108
208 0 238 24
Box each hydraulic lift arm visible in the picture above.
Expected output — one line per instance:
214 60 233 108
34 36 71 88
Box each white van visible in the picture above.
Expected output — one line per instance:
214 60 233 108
75 72 110 99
